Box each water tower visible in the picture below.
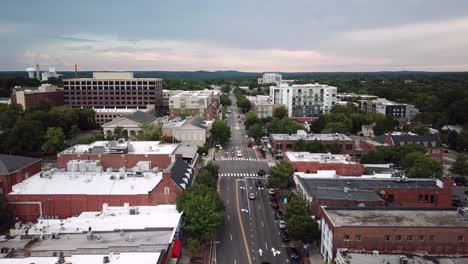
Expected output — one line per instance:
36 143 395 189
26 67 36 79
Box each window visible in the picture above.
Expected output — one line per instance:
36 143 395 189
164 187 170 195
384 235 390 241
343 235 350 241
418 195 423 203
418 235 425 241
458 235 464 242
429 235 436 241
395 235 402 241
407 235 413 241
355 235 361 241
430 195 435 203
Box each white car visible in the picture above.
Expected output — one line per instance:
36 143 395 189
268 188 275 195
278 220 287 229
237 150 242 157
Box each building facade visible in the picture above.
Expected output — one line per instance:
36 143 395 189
169 90 220 120
258 73 282 85
376 132 443 161
284 152 363 176
63 72 163 114
10 84 64 110
102 110 159 138
0 154 42 196
162 117 208 146
320 207 468 263
358 98 419 120
269 83 337 118
246 95 285 118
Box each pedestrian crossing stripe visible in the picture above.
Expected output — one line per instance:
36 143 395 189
218 173 267 177
219 157 257 161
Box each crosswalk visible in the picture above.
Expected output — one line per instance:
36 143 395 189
219 157 257 161
219 173 267 177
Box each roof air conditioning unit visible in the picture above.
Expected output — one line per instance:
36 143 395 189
372 250 379 256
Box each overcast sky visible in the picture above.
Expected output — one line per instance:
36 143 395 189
2 0 468 72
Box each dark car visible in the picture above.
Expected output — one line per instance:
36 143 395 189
452 196 463 207
277 209 283 216
256 180 263 187
281 230 291 242
258 169 266 177
286 247 300 264
454 176 467 186
271 201 279 209
274 211 283 220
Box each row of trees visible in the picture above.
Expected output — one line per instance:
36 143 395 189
361 143 443 178
0 103 98 155
176 163 224 256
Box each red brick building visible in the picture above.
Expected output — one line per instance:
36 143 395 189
270 132 355 156
10 85 64 110
57 140 178 169
0 154 41 196
374 133 443 161
294 176 453 216
284 152 363 176
7 158 193 222
320 207 468 263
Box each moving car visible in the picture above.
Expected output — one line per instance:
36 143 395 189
278 220 287 229
236 150 242 157
256 180 263 187
249 193 256 200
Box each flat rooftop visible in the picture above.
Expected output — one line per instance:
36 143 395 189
324 207 468 227
60 140 178 155
337 249 468 264
92 107 152 113
27 205 181 235
64 72 162 81
10 170 162 195
285 152 356 163
270 133 352 141
0 252 161 264
170 89 219 98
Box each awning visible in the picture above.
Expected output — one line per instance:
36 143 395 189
171 239 182 258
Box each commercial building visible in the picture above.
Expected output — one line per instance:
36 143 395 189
7 157 193 221
94 106 154 125
162 89 184 114
10 84 64 110
162 116 209 146
269 83 337 118
0 154 42 196
320 207 468 263
258 73 282 85
270 130 355 156
284 152 363 176
246 95 285 118
102 110 159 138
375 132 443 161
57 140 178 169
169 89 220 120
63 72 163 114
294 175 453 216
358 98 419 120
335 249 468 264
336 93 378 102
3 204 183 263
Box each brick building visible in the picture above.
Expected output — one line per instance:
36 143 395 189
294 175 453 216
270 130 355 156
284 152 363 176
10 84 64 110
57 140 178 169
7 158 193 221
375 132 443 161
62 72 163 114
0 154 41 196
320 207 468 263
169 90 221 120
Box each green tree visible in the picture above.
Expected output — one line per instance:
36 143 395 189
267 161 295 189
273 106 288 119
211 120 231 145
244 111 260 128
322 122 350 134
285 195 319 243
409 122 430 135
402 152 425 170
407 156 443 178
399 143 427 159
361 150 385 164
247 123 263 143
204 162 219 179
293 139 308 151
136 123 161 141
197 143 209 155
41 127 65 154
374 116 398 136
179 112 191 119
0 196 11 228
109 126 128 140
450 153 468 176
220 94 232 106
195 169 217 189
306 140 325 153
2 119 44 154
456 128 468 151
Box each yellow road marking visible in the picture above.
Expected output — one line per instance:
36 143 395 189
236 180 253 264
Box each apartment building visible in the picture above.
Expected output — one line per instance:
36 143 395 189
270 83 337 118
358 98 419 120
246 95 285 118
63 72 163 114
169 89 220 120
258 73 282 85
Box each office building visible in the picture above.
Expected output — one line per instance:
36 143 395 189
169 89 220 120
258 73 282 85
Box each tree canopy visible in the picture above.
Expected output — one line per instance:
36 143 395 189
268 161 295 189
41 127 65 154
285 194 319 243
450 153 468 176
136 123 161 141
210 120 231 145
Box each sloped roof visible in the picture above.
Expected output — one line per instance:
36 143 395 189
184 116 206 129
0 154 41 174
169 159 193 190
125 111 158 124
390 134 441 148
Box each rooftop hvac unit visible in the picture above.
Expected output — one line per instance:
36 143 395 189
399 256 409 264
372 250 379 256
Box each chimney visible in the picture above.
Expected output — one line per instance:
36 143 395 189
36 64 40 80
74 64 78 78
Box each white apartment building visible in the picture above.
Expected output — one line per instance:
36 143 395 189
269 83 337 118
169 89 221 120
258 73 282 85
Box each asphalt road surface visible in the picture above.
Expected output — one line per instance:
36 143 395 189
215 93 288 264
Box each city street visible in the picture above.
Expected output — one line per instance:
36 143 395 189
215 92 288 264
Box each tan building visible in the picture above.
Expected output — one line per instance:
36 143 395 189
162 117 209 146
101 110 160 139
169 89 220 120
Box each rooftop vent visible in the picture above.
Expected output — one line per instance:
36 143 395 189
457 207 468 218
103 256 110 263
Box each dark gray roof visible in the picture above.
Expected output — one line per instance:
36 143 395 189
0 154 41 174
175 145 198 160
125 111 158 124
184 116 206 129
170 159 193 190
297 177 440 201
391 134 441 148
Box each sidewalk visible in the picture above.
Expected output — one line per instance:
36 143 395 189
308 245 323 264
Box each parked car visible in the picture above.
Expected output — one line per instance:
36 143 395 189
274 211 283 220
271 201 279 209
278 220 287 229
268 188 275 195
249 193 256 200
258 169 266 177
281 230 291 242
454 176 467 186
286 247 300 264
270 195 277 203
256 180 263 187
237 150 243 157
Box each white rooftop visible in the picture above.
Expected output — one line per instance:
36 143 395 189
0 252 161 264
285 152 355 163
61 140 178 155
294 171 392 179
170 89 219 98
27 205 181 235
10 169 162 195
92 107 153 113
271 132 352 141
